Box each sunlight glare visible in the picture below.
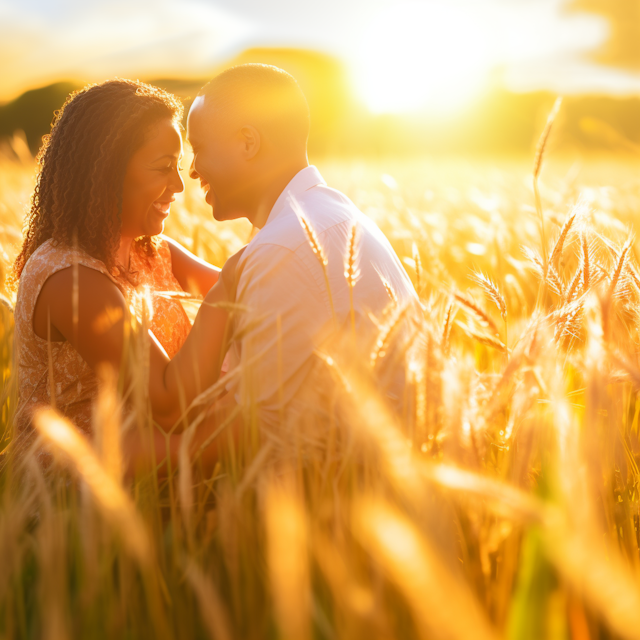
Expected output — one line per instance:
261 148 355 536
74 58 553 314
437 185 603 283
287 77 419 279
355 1 493 115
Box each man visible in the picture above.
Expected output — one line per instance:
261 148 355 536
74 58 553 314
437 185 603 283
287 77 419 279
187 64 418 427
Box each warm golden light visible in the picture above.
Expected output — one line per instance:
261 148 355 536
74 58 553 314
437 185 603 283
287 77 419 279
354 2 492 115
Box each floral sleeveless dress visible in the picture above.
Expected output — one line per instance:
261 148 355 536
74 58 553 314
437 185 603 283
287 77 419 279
13 237 192 437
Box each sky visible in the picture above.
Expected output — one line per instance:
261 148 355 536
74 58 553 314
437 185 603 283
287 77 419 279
2 0 640 112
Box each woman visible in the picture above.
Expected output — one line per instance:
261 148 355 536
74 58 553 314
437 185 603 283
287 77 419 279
10 79 237 469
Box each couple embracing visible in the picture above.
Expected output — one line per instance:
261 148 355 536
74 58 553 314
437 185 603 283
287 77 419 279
10 64 418 472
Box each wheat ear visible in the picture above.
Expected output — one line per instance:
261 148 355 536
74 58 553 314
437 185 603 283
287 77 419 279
291 194 337 326
345 221 360 339
581 232 590 292
608 237 634 298
370 304 410 369
522 245 564 297
373 265 399 307
455 321 508 353
452 290 500 336
441 302 456 357
626 262 640 294
412 243 423 296
533 96 563 270
563 266 583 305
548 204 580 271
469 271 507 322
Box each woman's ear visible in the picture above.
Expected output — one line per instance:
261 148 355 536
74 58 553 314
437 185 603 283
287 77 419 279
239 125 260 159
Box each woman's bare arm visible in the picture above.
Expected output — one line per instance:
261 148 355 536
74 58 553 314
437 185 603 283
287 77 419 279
35 265 231 424
35 266 136 371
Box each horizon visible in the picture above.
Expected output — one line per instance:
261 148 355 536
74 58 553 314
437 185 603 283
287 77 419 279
3 0 640 114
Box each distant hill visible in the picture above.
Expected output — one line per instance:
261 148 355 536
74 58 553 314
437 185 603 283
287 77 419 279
2 47 640 157
0 82 80 153
0 48 351 156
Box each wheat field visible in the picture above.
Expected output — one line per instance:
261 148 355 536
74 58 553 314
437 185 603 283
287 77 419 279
2 126 640 639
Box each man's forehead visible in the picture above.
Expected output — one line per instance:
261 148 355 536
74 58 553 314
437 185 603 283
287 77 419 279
187 95 226 137
187 95 206 131
185 102 203 148
190 95 206 114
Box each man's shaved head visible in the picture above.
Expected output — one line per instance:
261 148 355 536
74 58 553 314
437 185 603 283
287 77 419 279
198 64 310 151
187 64 311 226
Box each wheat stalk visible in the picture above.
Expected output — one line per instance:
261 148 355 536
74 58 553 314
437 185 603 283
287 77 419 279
533 96 563 285
412 243 423 296
555 303 584 347
608 236 634 298
33 408 149 565
563 266 583 305
265 472 311 640
374 267 399 307
345 221 360 339
184 560 233 640
533 97 563 181
548 204 581 271
455 321 509 353
452 290 500 336
290 194 337 326
354 499 501 640
370 303 411 369
384 280 398 305
578 233 589 293
441 301 456 357
547 264 565 298
626 262 640 298
522 245 564 297
469 271 507 322
0 293 13 314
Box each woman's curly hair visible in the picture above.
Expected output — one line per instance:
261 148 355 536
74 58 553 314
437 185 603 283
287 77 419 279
9 79 183 289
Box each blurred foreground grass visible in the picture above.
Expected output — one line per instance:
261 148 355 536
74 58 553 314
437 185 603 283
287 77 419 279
2 145 640 639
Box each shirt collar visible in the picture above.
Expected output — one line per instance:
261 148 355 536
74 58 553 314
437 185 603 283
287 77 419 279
264 165 326 227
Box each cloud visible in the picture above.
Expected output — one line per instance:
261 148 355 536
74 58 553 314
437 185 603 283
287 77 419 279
0 0 634 102
0 0 253 100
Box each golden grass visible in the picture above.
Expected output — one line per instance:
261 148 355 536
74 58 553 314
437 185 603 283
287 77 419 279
3 136 640 639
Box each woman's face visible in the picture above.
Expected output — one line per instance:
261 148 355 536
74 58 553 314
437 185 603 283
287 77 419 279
120 118 184 238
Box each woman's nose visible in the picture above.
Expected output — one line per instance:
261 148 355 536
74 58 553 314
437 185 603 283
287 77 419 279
170 167 185 193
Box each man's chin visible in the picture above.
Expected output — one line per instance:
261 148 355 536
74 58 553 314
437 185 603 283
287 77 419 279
212 203 243 222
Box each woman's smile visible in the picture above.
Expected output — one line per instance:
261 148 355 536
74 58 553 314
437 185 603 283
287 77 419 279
152 198 174 217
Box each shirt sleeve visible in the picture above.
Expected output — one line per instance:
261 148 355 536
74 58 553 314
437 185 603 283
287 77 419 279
231 242 332 418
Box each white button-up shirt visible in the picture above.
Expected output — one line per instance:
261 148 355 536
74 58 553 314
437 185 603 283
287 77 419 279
226 165 418 425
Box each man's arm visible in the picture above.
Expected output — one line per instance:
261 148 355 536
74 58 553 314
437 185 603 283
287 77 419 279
232 244 332 414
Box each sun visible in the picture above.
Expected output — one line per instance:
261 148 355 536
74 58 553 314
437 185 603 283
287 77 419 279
353 1 495 115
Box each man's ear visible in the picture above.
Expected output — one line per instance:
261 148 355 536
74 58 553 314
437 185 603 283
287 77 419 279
239 125 260 159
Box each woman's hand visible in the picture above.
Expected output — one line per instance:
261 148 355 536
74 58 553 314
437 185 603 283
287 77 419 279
149 276 232 424
148 247 247 425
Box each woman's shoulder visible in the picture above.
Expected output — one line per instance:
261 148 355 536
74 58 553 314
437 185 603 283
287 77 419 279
17 239 117 303
24 238 111 274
